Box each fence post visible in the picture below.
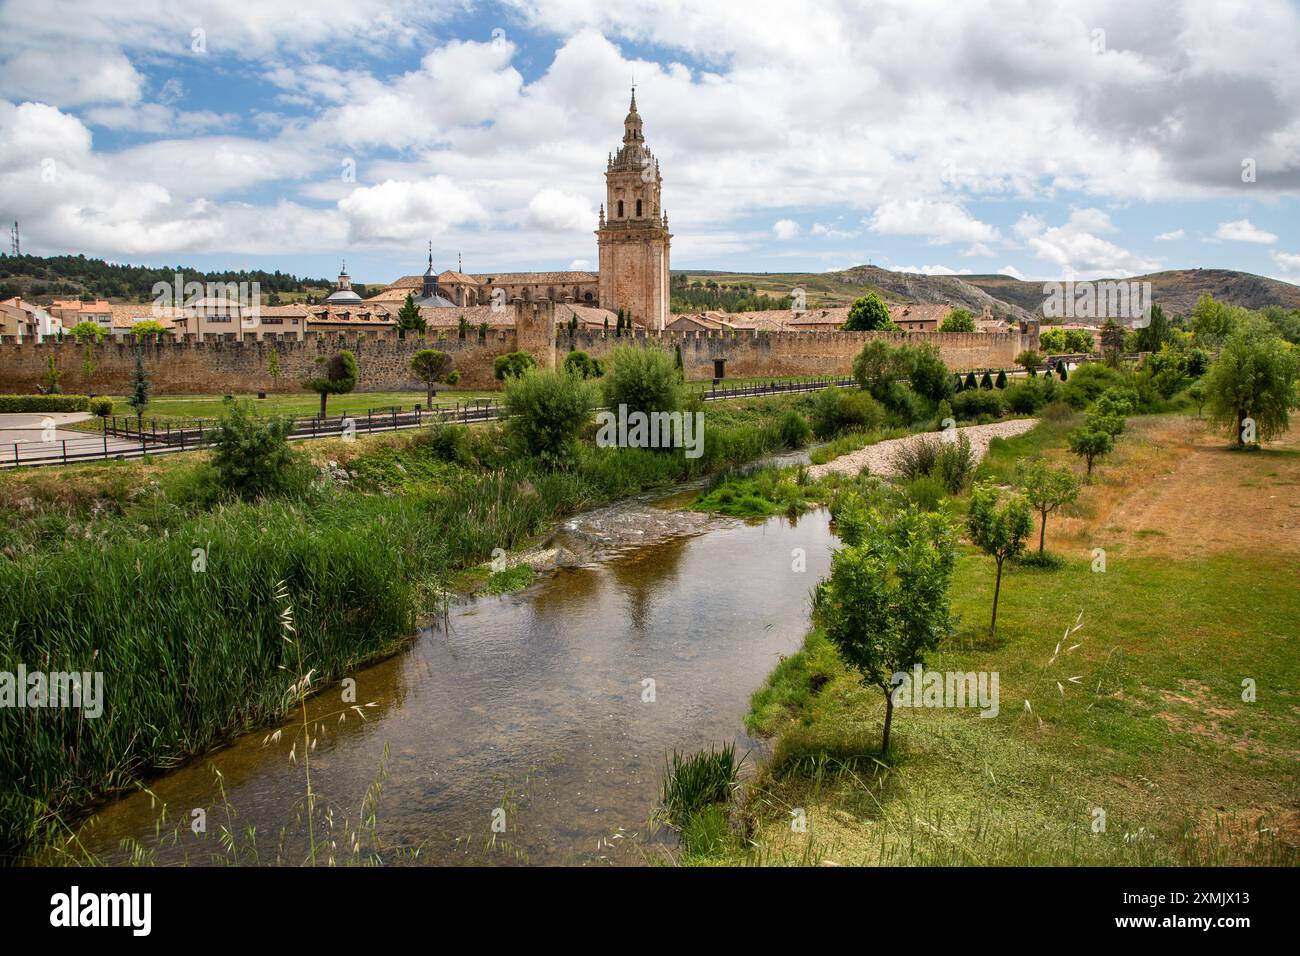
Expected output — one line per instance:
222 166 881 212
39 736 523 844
62 439 67 466
13 443 18 466
103 430 108 459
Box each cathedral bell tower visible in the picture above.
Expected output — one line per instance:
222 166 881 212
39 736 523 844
596 88 672 330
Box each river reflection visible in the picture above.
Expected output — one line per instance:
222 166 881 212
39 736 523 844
70 502 837 866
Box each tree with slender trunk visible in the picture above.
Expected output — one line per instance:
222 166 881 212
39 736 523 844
304 350 358 418
1018 459 1080 556
127 348 150 430
816 503 958 754
410 348 460 408
966 482 1033 639
1067 426 1113 479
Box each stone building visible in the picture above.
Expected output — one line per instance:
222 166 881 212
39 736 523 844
596 89 672 330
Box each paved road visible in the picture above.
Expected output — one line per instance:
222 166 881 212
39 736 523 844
0 413 140 465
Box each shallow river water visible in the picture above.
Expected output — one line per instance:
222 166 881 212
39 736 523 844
71 492 837 866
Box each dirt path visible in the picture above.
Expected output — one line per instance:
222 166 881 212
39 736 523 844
807 418 1038 481
1061 416 1300 559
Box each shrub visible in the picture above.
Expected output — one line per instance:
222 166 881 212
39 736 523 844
494 351 537 381
934 432 976 493
952 388 1005 420
0 394 90 413
892 435 941 482
564 350 604 379
776 409 811 448
809 386 885 438
964 371 978 390
428 422 474 464
906 343 955 405
883 380 924 424
1060 362 1124 407
503 369 597 464
901 474 947 510
994 370 1007 389
602 345 684 415
89 397 113 419
207 400 306 500
893 432 974 494
980 371 993 390
1005 380 1044 414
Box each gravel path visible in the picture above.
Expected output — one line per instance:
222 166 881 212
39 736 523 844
807 418 1039 481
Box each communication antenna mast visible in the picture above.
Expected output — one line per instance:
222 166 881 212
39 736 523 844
10 221 19 257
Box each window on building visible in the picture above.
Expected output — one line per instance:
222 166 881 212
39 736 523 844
636 199 642 217
617 200 624 218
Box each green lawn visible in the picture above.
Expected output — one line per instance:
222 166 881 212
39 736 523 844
686 415 1300 866
82 389 501 425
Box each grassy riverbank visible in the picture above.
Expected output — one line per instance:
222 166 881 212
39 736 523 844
0 390 834 854
680 414 1300 865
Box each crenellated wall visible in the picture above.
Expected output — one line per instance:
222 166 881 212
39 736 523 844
0 322 1036 395
558 326 1036 378
0 331 516 394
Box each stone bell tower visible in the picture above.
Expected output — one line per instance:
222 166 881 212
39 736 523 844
596 88 672 330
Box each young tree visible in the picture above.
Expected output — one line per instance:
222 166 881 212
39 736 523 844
304 350 358 417
130 320 169 337
42 354 62 394
209 400 301 500
397 293 424 334
1188 382 1206 417
964 371 978 390
69 321 106 342
410 348 460 408
980 371 993 390
1099 319 1126 367
1018 459 1080 556
1067 426 1113 479
1087 390 1131 438
994 370 1007 389
815 504 958 753
127 348 150 428
1203 319 1299 447
842 292 897 332
266 349 282 387
939 308 976 333
966 482 1033 638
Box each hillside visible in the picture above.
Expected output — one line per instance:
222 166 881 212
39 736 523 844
677 266 1300 322
963 268 1300 318
0 254 337 303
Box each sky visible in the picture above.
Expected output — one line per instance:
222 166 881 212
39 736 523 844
0 0 1298 286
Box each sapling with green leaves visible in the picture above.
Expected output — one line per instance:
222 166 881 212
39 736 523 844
966 482 1033 638
1018 459 1080 556
815 503 958 753
1067 426 1113 479
127 348 150 428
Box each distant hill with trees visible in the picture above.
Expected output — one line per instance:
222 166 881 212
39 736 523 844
0 254 339 303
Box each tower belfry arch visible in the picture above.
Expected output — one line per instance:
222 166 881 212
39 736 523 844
596 88 672 330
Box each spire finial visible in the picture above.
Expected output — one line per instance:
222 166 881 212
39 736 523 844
428 240 433 269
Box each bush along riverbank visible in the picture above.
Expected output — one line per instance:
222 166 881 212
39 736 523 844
0 345 867 855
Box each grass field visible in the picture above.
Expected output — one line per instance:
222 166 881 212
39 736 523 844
82 389 501 424
696 413 1300 865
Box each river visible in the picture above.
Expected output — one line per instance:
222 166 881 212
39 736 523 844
68 489 837 866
